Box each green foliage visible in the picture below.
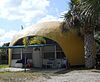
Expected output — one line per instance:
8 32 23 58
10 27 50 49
95 32 100 47
80 0 100 21
78 0 100 33
95 39 100 51
0 49 8 63
0 65 9 68
96 39 100 45
23 37 29 47
23 36 46 46
29 36 46 45
64 0 82 32
0 49 6 56
64 0 100 32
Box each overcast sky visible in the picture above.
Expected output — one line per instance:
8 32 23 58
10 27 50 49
0 0 69 46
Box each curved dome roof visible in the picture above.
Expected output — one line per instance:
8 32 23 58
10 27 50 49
10 21 84 65
10 21 62 46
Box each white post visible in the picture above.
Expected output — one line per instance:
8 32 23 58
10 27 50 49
25 54 26 72
41 47 43 68
54 45 57 60
32 48 34 67
54 45 57 68
21 48 23 59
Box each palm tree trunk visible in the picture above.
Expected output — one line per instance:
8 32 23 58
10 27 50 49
84 31 95 68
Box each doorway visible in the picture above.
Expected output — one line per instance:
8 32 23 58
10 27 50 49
32 47 42 68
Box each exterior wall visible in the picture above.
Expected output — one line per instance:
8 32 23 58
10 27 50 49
58 31 84 65
10 45 65 68
40 30 85 66
9 21 86 66
11 48 21 67
10 48 33 67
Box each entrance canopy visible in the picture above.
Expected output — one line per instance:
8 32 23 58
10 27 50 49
0 44 55 49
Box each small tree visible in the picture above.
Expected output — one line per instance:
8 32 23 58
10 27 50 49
23 36 46 46
29 36 46 45
0 49 6 56
0 49 8 64
23 37 29 47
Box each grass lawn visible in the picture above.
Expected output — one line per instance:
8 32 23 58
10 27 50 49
0 71 42 82
0 65 9 68
0 69 54 82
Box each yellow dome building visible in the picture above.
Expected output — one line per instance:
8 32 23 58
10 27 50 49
9 21 85 68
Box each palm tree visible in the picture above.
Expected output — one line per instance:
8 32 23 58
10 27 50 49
64 0 100 68
80 0 100 68
64 0 81 29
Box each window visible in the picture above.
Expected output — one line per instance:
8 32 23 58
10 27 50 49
22 53 32 59
57 52 65 59
43 52 55 59
12 54 21 59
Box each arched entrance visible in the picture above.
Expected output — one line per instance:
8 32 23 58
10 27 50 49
11 36 68 69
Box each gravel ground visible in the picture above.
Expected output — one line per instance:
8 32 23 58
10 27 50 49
44 69 100 82
0 68 100 82
35 69 100 82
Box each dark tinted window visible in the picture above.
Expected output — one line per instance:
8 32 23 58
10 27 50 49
22 53 32 59
43 52 55 59
56 52 65 59
12 54 21 59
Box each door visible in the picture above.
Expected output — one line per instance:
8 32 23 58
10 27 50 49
32 47 42 68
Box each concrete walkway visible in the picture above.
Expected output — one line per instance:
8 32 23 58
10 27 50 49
0 68 29 72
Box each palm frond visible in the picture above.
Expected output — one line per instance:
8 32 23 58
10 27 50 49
81 0 100 21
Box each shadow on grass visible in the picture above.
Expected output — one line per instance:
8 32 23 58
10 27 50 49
19 66 100 75
54 69 72 74
91 67 100 73
92 70 100 73
54 66 96 74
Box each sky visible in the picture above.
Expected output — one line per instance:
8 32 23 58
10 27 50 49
0 0 70 46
